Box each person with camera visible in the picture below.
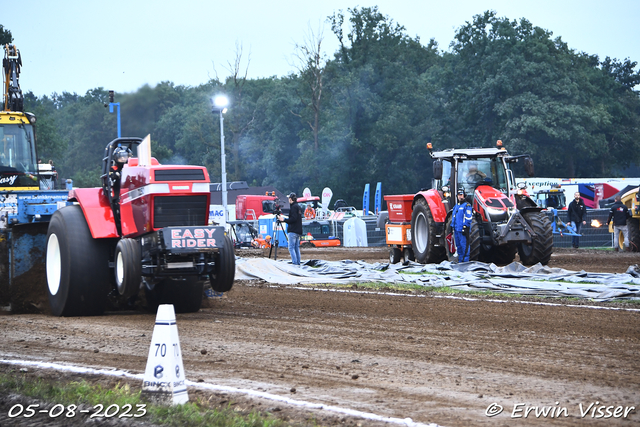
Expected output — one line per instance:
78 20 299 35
452 188 473 262
277 192 303 265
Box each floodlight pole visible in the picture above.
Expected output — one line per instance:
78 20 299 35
212 95 230 224
218 109 227 224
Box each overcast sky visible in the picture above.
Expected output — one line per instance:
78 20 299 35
6 0 640 98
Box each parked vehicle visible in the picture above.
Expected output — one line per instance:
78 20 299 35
385 140 553 265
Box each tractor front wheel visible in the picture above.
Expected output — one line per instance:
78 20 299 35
114 238 142 298
411 198 446 264
518 212 553 265
210 235 235 292
627 218 640 252
46 206 112 316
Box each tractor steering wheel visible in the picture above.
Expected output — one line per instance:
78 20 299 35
466 173 484 184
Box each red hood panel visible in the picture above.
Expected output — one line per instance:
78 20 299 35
474 185 513 210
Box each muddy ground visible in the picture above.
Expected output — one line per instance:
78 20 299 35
1 247 639 426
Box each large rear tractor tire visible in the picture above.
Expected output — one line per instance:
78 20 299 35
627 218 640 252
411 199 446 264
518 212 553 265
46 206 112 316
444 215 456 262
210 235 235 292
145 277 204 314
444 215 480 262
114 238 142 298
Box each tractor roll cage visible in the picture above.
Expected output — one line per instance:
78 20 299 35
100 137 143 236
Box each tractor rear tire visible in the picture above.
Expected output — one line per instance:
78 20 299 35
411 198 446 264
145 277 204 314
114 238 142 298
389 247 401 264
46 206 112 316
518 212 553 265
444 215 456 262
445 215 480 262
628 218 640 252
210 235 235 292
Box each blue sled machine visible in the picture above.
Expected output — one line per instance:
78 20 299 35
0 44 70 311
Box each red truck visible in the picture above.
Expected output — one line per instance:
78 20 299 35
235 193 279 220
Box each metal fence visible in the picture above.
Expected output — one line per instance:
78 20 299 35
301 209 615 249
546 209 613 248
301 217 387 247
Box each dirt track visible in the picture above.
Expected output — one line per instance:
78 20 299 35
1 247 639 426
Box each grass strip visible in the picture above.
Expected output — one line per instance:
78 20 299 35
0 370 284 427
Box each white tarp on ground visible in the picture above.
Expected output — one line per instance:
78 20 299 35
235 257 640 302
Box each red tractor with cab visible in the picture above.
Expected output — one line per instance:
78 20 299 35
45 136 235 316
386 140 553 265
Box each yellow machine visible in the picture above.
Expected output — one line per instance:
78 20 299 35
609 187 640 251
1 44 70 310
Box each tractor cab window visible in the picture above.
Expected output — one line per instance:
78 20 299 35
299 199 321 214
0 124 39 187
262 200 276 214
436 160 453 190
538 193 566 209
458 158 508 194
234 222 257 245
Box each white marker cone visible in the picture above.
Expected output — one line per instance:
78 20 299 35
141 304 189 405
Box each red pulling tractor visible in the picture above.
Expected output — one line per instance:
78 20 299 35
386 141 553 265
45 136 235 316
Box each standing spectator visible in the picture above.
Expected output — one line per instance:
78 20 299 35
277 192 303 265
451 188 473 262
607 195 631 252
567 192 587 248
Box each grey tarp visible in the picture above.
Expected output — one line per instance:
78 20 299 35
235 258 640 302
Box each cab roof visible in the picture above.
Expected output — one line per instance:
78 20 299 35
430 147 509 160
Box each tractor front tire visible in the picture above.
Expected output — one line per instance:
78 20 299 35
210 235 235 292
411 199 446 264
114 238 142 298
46 206 112 316
627 218 640 252
518 212 553 265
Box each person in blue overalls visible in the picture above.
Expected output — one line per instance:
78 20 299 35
451 188 473 262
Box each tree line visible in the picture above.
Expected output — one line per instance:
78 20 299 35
5 8 640 205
